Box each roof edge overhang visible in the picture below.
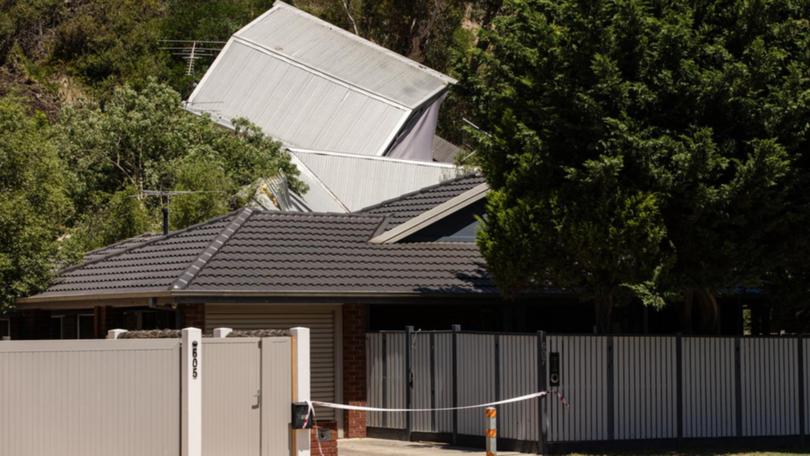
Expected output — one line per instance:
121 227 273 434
369 182 490 244
17 288 507 309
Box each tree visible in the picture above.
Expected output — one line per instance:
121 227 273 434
59 80 303 251
0 97 73 310
467 0 810 332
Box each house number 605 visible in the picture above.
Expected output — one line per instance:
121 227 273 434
192 341 199 379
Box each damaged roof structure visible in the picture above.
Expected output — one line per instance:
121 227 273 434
186 1 468 212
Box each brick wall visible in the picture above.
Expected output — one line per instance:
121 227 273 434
311 421 338 456
179 303 205 329
342 303 368 438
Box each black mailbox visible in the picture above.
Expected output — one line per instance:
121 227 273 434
549 352 560 387
291 402 313 429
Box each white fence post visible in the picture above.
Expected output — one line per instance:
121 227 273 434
182 327 202 456
106 329 128 339
290 327 311 456
485 407 497 455
213 327 233 338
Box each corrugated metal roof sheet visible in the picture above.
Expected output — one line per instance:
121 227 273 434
187 40 407 156
186 1 454 157
237 2 454 108
290 149 464 211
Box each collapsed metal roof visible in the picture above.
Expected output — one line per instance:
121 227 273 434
186 1 456 158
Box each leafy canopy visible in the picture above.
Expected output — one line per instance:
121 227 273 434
59 80 303 251
467 0 810 329
0 98 73 309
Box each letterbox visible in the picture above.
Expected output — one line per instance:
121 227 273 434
291 402 313 429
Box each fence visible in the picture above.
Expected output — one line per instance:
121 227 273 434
0 327 312 456
366 328 810 452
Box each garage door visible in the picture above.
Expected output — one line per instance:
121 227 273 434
206 304 338 420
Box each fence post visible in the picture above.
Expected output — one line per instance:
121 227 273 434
290 327 311 456
405 325 414 441
181 327 202 456
537 331 547 454
676 334 683 439
451 324 461 445
382 332 388 429
213 327 232 338
485 407 497 456
106 329 128 339
607 335 614 441
734 337 743 437
799 335 805 440
429 332 437 432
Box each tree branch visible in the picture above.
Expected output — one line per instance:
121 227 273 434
338 0 359 35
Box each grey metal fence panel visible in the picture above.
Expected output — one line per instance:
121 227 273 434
202 338 261 456
413 332 433 432
366 333 384 428
434 333 455 433
613 336 677 440
0 339 180 456
457 334 496 436
386 332 407 429
740 337 799 436
547 335 609 442
499 335 539 441
805 338 810 435
682 337 736 438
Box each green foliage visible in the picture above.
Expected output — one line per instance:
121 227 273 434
58 80 302 251
468 0 810 331
0 97 72 310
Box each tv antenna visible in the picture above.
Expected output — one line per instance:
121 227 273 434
160 40 226 76
142 189 225 234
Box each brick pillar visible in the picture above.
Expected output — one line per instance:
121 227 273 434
94 306 107 338
179 303 205 330
342 303 368 438
311 422 338 456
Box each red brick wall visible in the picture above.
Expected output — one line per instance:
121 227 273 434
342 303 368 438
179 303 205 329
311 421 338 456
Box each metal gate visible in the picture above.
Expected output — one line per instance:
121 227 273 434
0 328 305 456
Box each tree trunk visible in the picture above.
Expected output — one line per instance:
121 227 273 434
681 289 694 334
594 294 613 334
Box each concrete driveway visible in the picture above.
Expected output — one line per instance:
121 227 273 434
338 438 523 455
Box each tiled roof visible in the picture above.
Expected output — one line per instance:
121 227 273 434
360 173 487 228
82 233 163 263
31 207 494 300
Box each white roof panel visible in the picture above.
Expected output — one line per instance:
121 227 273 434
290 149 463 211
187 40 406 156
237 2 454 109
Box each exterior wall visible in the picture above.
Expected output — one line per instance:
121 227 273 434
180 303 206 329
343 303 368 438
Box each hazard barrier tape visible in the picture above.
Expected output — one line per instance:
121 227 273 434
302 391 568 456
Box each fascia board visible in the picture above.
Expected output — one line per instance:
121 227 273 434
369 182 490 244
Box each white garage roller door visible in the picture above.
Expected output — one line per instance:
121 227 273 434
206 304 339 421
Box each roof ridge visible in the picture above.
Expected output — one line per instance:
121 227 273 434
358 171 483 213
59 210 243 275
171 207 255 291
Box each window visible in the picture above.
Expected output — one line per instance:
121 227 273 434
50 315 65 339
0 318 10 340
77 314 95 339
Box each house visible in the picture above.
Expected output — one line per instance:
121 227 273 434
12 173 758 440
186 1 465 212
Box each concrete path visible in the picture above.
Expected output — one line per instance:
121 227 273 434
338 438 523 455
